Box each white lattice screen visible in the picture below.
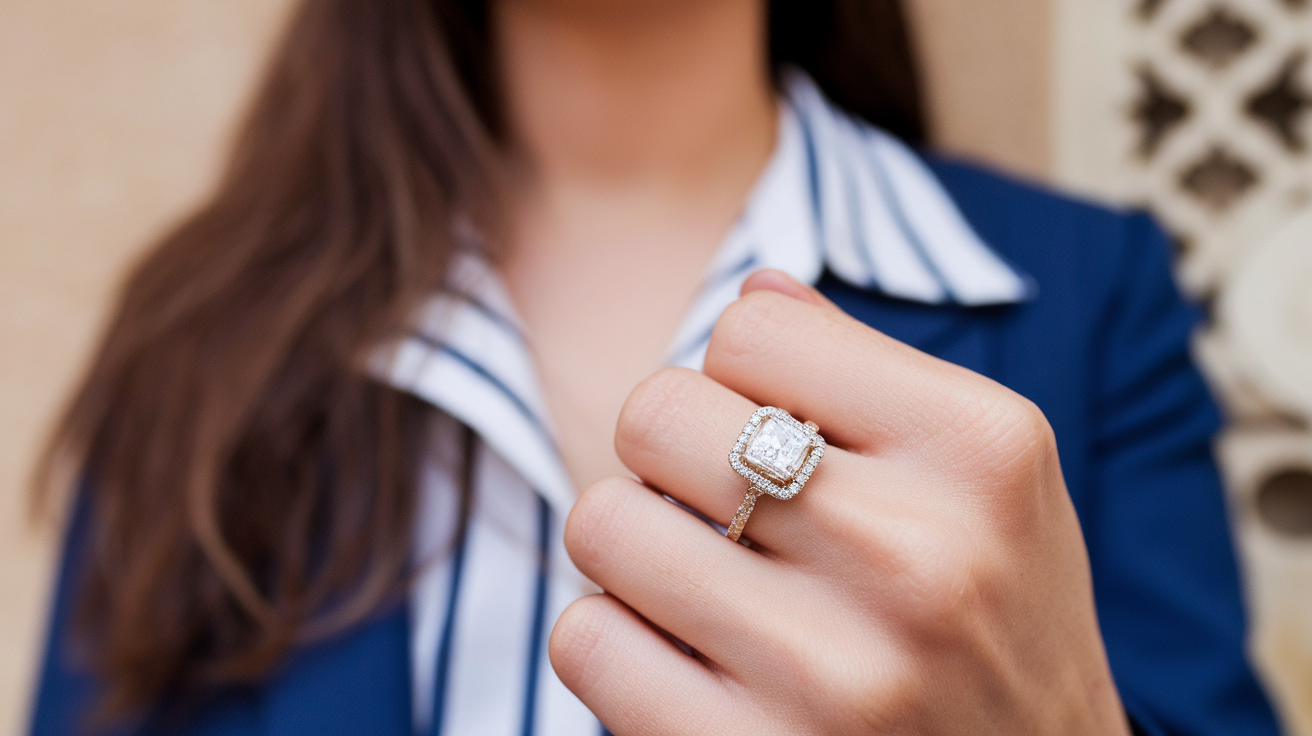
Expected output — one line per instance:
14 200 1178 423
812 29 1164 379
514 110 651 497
1058 0 1312 292
1055 1 1312 732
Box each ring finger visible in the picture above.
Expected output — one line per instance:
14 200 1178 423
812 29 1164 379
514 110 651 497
613 365 879 557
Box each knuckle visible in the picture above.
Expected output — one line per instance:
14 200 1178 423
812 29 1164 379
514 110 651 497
614 366 700 458
548 595 614 693
1004 395 1054 448
949 387 1057 482
987 393 1053 458
564 476 635 573
985 397 1058 494
707 290 788 362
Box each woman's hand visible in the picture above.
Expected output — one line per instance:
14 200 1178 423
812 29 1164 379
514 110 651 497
548 272 1132 736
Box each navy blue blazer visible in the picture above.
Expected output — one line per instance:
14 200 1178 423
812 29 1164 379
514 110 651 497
31 160 1281 736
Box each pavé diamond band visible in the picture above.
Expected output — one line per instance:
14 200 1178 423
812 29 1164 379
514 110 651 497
726 406 826 542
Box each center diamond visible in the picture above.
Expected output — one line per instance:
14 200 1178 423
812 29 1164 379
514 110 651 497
743 416 812 482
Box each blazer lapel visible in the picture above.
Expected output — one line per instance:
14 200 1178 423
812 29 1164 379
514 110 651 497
818 275 1008 380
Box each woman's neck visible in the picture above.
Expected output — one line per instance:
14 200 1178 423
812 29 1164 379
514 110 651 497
494 0 778 490
496 0 776 195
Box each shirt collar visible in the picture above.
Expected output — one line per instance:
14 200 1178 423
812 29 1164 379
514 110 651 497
377 252 577 516
377 72 1034 512
664 71 1034 368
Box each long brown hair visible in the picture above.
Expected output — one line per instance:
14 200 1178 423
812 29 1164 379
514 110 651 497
39 0 923 723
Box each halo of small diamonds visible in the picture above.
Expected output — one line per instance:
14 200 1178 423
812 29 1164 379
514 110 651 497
728 406 826 500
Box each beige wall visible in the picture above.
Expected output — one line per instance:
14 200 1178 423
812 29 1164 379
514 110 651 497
910 0 1052 180
0 1 1049 733
0 1 294 732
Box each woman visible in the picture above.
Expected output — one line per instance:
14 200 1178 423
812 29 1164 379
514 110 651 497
31 0 1280 734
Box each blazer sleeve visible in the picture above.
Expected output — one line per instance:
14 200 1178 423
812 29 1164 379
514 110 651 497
1085 212 1281 735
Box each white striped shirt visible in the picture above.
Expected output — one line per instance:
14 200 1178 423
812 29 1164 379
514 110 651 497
376 71 1032 736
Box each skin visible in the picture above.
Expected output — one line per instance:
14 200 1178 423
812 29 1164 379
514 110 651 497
499 0 776 487
497 0 1133 733
551 274 1133 734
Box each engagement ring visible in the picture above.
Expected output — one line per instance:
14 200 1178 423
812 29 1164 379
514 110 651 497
726 406 826 542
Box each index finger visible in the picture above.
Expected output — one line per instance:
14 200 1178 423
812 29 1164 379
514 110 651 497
703 288 1018 460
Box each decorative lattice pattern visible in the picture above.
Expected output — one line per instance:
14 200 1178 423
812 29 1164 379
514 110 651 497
1119 0 1312 293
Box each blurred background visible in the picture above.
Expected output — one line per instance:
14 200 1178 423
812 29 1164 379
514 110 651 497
0 0 1309 734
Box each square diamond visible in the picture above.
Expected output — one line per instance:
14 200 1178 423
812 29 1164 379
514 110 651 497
743 416 812 482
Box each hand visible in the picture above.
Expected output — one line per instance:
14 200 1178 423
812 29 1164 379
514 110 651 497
548 271 1132 736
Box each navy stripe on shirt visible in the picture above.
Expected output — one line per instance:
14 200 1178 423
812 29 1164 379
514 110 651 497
861 143 956 302
842 158 884 288
429 517 470 736
409 334 556 451
519 497 552 736
790 97 828 262
440 289 528 343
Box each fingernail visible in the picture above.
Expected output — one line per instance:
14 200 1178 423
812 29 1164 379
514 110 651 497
741 269 826 305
